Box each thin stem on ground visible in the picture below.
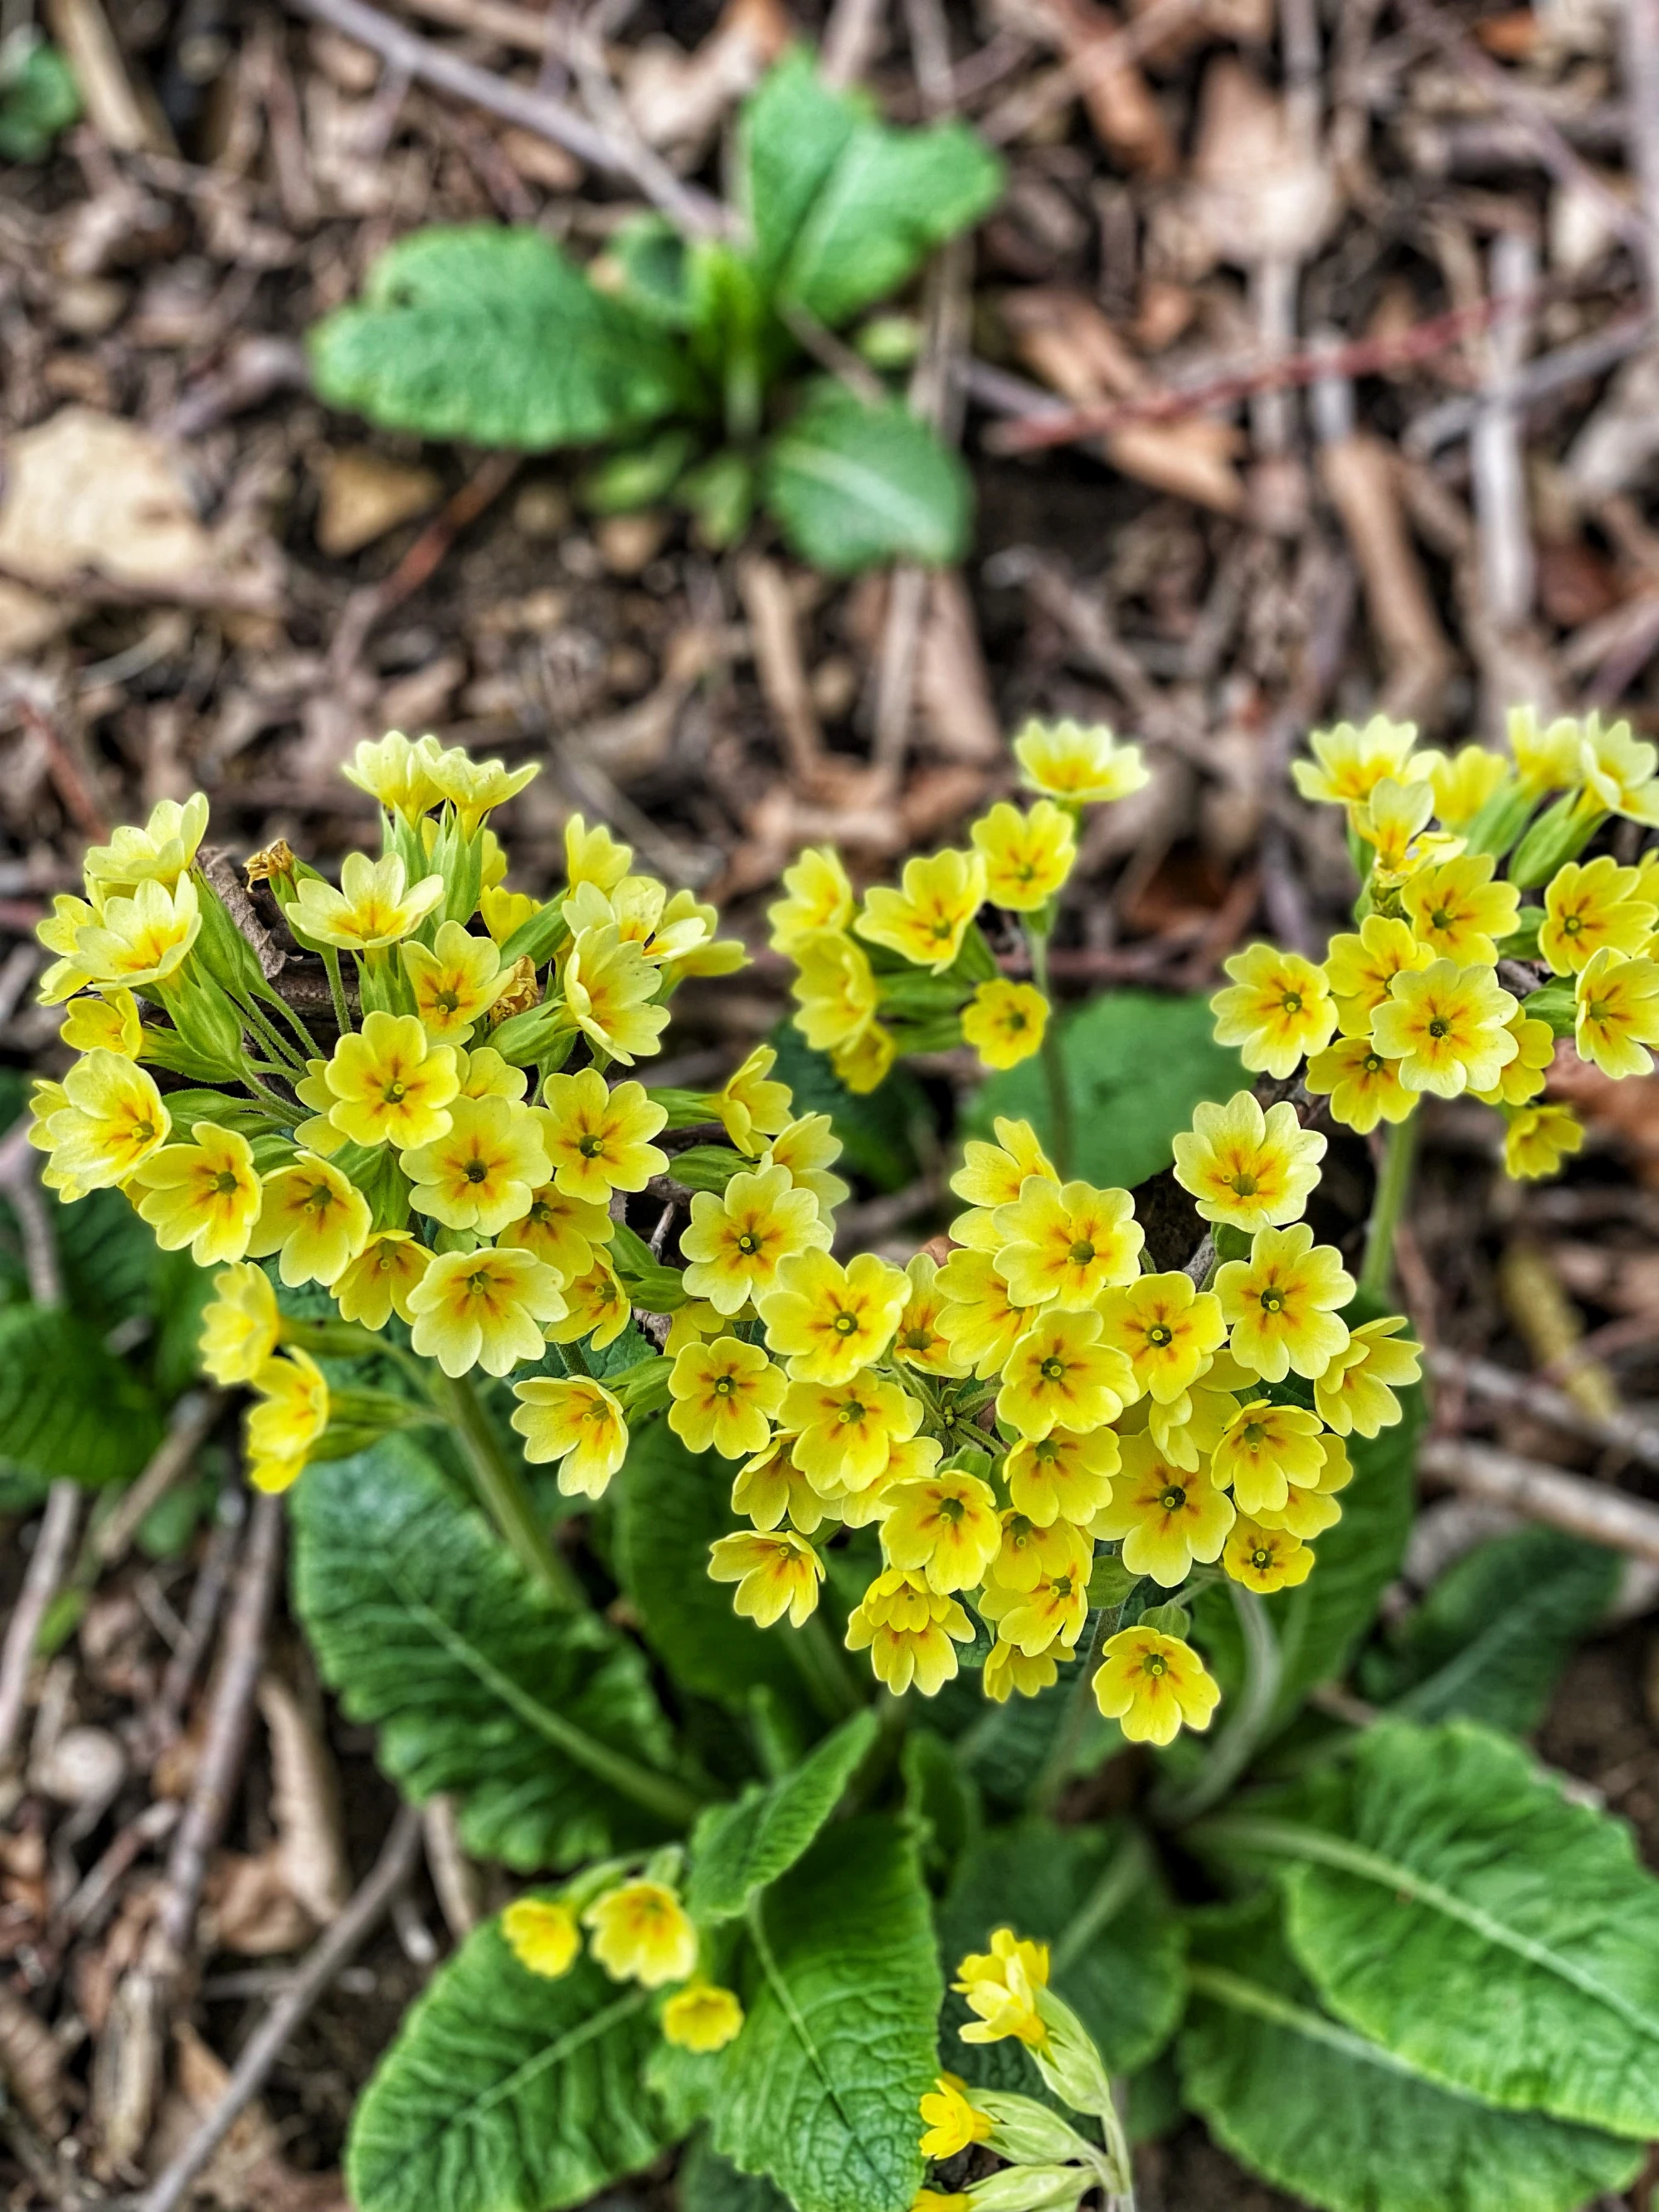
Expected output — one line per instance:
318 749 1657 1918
436 1369 586 1610
1025 923 1074 1177
1359 1110 1421 1303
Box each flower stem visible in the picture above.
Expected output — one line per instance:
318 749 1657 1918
234 992 305 1071
783 1609 864 1724
1156 1584 1281 1826
436 1369 586 1610
259 982 324 1060
1032 1612 1107 1815
1360 1109 1421 1303
1025 923 1074 1177
320 945 353 1036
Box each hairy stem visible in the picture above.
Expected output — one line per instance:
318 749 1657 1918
1360 1110 1421 1302
319 945 354 1036
436 1369 586 1610
1025 923 1073 1177
234 992 306 1071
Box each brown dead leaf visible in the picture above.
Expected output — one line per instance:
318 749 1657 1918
148 2024 349 2212
1188 57 1338 268
260 1676 349 1928
203 1848 318 1956
917 572 1005 765
1008 0 1175 175
0 1984 67 2140
313 449 441 559
623 0 790 153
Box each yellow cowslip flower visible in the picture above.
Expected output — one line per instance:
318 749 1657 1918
1214 1222 1354 1382
499 1182 611 1279
710 1044 794 1156
1508 705 1587 796
562 876 705 970
1355 777 1461 884
406 1246 567 1377
1252 1432 1351 1541
1371 961 1519 1097
708 1527 824 1625
1210 945 1336 1078
1224 1515 1314 1594
961 978 1048 1072
333 1230 431 1329
469 1030 535 1094
1315 1316 1422 1437
785 1371 922 1497
953 1928 1051 2049
665 1298 729 1358
994 1177 1143 1310
199 1259 280 1385
951 1116 1058 1212
1004 1427 1118 1526
996 1308 1133 1440
402 1095 549 1236
289 851 444 953
36 892 100 1005
290 1059 344 1157
651 886 745 979
1092 1627 1219 1747
934 1250 1033 1379
913 2194 973 2212
1401 853 1520 967
1504 1102 1584 1180
731 1434 832 1536
341 731 445 821
324 1011 459 1151
40 1050 170 1192
918 2076 994 2161
582 1881 698 1990
423 744 538 838
891 1255 970 1379
1096 1271 1227 1404
501 1897 580 1980
246 1348 329 1493
1471 1011 1555 1108
759 1249 910 1383
82 792 209 894
1540 855 1657 976
132 1122 263 1266
32 1080 89 1204
538 1069 666 1206
565 812 633 895
1582 715 1659 825
1292 715 1419 809
767 845 855 954
1172 1093 1326 1233
61 987 144 1057
1013 717 1147 806
479 890 541 949
1324 915 1434 1039
969 800 1076 912
662 1982 745 2054
680 1163 829 1316
511 1375 630 1498
1574 948 1659 1079
831 1019 896 1094
1093 1432 1235 1587
1303 1036 1417 1136
73 876 202 992
545 1254 631 1351
402 919 508 1040
560 923 669 1065
1212 1399 1326 1516
978 1536 1091 1657
1144 1357 1248 1474
880 1470 1002 1594
762 1113 849 1213
844 1567 974 1694
669 1336 786 1459
1413 742 1511 831
981 1639 1060 1703
856 849 986 974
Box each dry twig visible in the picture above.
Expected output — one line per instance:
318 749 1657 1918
1419 1435 1659 1566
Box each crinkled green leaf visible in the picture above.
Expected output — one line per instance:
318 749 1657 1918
680 2134 792 2212
713 1816 939 2212
1179 1896 1642 2212
763 387 969 574
0 1306 162 1493
0 37 80 163
348 1908 669 2212
688 1710 877 1922
290 1437 682 1869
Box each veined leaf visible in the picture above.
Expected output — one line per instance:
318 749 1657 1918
737 51 861 290
291 1438 688 1869
1179 1897 1642 2212
688 1710 877 1922
348 1910 669 2212
679 2135 792 2212
0 1306 162 1493
763 387 970 574
712 1816 939 2212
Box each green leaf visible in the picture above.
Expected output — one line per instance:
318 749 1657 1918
688 1710 877 1922
737 51 862 291
0 37 81 163
679 2134 793 2212
764 387 970 574
1360 1525 1617 1733
1209 1719 1659 2140
713 1815 940 2212
1179 1896 1642 2212
290 1437 684 1869
309 226 702 451
0 1306 162 1493
348 1910 670 2212
902 1726 981 1881
768 1021 924 1193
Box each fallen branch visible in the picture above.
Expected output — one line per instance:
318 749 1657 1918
1419 1435 1659 1566
90 1389 223 1571
1427 1347 1659 1473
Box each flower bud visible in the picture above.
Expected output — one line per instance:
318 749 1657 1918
1031 1990 1114 2119
962 2165 1091 2212
153 965 247 1079
974 2091 1106 2171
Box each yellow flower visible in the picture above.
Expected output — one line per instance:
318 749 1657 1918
1303 1036 1417 1136
1224 1515 1314 1593
891 1255 970 1379
457 1045 528 1103
403 1096 550 1235
424 744 538 837
1504 1102 1584 1180
768 846 855 954
333 1231 431 1329
538 1070 667 1206
480 887 542 947
759 1249 910 1383
40 1050 170 1192
934 1250 1033 1378
1215 1223 1353 1382
1356 776 1462 884
1371 960 1519 1098
36 892 101 1003
1582 714 1659 825
406 1246 567 1377
969 800 1077 912
501 1897 580 1980
844 1567 973 1694
1471 1011 1555 1108
289 851 444 953
710 1045 794 1156
1004 1427 1118 1526
499 1183 612 1279
511 1376 630 1498
60 988 143 1057
565 813 633 894
832 1020 897 1094
246 1349 329 1493
1096 1272 1227 1404
1014 717 1148 806
583 1881 698 1990
953 1928 1050 2048
708 1527 824 1626
680 1162 829 1316
1092 1432 1235 1586
981 1639 1060 1703
1315 1316 1421 1436
669 1336 787 1458
662 1982 745 2054
402 920 508 1040
731 1433 831 1535
1574 948 1659 1079
880 1470 1002 1594
561 923 669 1065
82 793 209 894
544 1254 631 1351
1292 715 1419 809
1413 742 1511 831
73 876 202 992
918 2076 994 2160
961 978 1048 1071
1092 1627 1219 1746
1540 855 1656 976
997 1309 1133 1439
199 1260 280 1385
976 1525 1091 1655
1508 705 1587 795
785 1371 922 1497
324 1011 459 1151
856 849 986 974
1213 1399 1326 1515
1401 854 1519 967
790 929 880 1056
762 1113 849 1213
341 731 445 820
951 1116 1058 1212
1252 1432 1351 1540
665 1298 729 1358
994 1177 1142 1310
1211 945 1336 1077
1172 1093 1326 1232
913 2194 973 2212
132 1122 263 1265
1324 915 1435 1038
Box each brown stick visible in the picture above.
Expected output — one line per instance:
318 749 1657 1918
1426 1347 1659 1472
1419 1435 1659 1565
90 1389 223 1571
